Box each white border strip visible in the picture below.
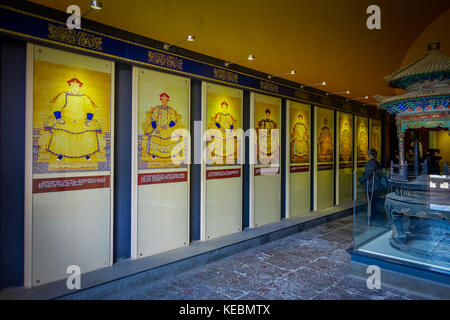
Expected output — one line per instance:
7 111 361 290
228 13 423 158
186 79 191 247
285 100 291 219
24 43 34 288
130 67 138 259
109 62 116 267
200 81 207 241
313 106 318 211
335 111 340 206
249 92 255 228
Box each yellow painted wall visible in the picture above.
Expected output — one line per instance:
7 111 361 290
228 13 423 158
436 130 450 171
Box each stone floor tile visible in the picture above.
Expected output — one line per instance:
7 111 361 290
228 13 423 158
252 282 298 300
262 252 310 271
312 285 370 300
100 216 429 300
237 292 268 300
271 278 319 299
228 250 271 265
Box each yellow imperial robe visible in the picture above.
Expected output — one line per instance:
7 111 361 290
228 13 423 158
371 130 380 154
340 129 352 161
46 93 101 158
358 132 368 159
319 126 333 162
209 112 237 160
291 121 309 161
143 105 181 159
257 118 278 158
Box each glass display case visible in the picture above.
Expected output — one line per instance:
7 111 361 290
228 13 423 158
353 166 450 274
355 42 450 276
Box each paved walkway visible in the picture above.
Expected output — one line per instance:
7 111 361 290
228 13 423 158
103 215 425 300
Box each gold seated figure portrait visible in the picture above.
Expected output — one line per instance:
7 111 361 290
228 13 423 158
38 77 107 170
318 118 333 162
141 92 185 167
291 113 309 163
207 100 238 165
257 108 279 163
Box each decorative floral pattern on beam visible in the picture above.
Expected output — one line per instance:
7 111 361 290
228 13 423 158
399 114 450 133
147 50 183 71
260 81 278 94
213 68 238 84
48 23 102 51
379 96 450 114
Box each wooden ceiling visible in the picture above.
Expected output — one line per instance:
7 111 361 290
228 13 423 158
30 0 450 105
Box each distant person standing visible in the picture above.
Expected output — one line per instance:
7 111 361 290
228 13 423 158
359 149 386 226
428 148 442 174
406 146 415 164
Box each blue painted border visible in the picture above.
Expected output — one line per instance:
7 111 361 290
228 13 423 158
350 250 450 285
0 36 26 288
113 63 132 261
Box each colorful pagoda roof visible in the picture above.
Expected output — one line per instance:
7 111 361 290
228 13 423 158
384 42 450 89
374 81 449 106
375 42 450 116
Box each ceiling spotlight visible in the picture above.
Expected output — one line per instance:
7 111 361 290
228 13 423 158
90 0 103 10
82 0 103 17
164 35 196 50
300 81 326 89
268 70 296 80
224 54 255 67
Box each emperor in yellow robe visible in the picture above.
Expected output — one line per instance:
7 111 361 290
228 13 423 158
142 92 182 160
357 123 368 160
257 108 278 161
45 78 101 160
318 118 333 162
340 122 352 161
208 101 237 162
291 113 309 162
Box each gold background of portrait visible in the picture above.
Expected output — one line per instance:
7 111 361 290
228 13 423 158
33 59 111 172
290 102 310 164
206 91 242 165
255 100 280 165
317 108 334 163
370 119 382 162
339 113 353 162
138 69 189 169
356 116 369 162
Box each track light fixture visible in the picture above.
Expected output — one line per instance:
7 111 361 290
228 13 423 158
267 70 296 80
82 0 103 17
163 35 196 50
224 54 255 67
300 81 326 89
346 96 369 102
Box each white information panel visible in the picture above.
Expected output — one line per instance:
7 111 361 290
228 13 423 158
315 107 335 211
27 45 114 286
338 112 354 205
203 82 243 240
287 101 311 218
355 116 369 201
252 93 281 227
133 68 190 258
